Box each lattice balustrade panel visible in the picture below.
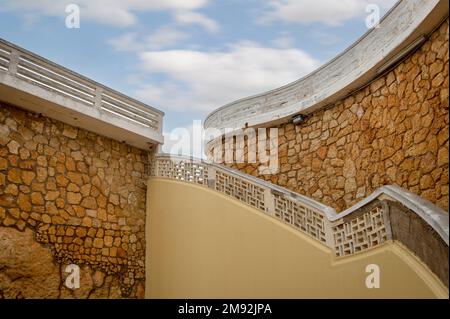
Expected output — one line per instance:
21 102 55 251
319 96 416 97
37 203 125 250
332 205 387 257
151 157 394 257
273 195 327 244
154 159 208 185
215 171 266 211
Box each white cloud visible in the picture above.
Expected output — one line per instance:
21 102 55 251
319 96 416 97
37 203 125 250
107 10 219 52
108 27 189 51
0 0 210 27
108 33 143 52
146 26 190 49
272 32 295 48
174 11 220 33
260 0 398 26
134 41 320 113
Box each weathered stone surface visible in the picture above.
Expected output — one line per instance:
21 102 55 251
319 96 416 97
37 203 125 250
93 270 106 288
81 197 97 209
104 235 114 247
7 140 20 154
7 168 21 183
93 238 104 248
62 125 78 139
67 192 82 205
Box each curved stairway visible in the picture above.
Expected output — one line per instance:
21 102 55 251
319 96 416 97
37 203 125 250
147 154 449 298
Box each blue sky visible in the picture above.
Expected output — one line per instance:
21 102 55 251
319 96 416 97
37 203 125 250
0 0 396 144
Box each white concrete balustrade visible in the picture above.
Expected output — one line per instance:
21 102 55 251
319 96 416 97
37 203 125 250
0 38 164 149
151 154 449 257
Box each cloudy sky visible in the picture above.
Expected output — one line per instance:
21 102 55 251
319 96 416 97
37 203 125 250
0 0 397 150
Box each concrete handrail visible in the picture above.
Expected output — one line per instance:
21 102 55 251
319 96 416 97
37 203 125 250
204 0 449 134
335 185 449 245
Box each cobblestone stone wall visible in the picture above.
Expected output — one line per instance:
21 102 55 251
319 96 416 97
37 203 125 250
217 19 449 213
0 103 149 298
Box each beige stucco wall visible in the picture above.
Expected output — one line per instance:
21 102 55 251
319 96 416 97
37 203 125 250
146 178 448 299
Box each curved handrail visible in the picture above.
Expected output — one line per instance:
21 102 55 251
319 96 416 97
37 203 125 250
160 154 336 216
204 0 449 134
151 154 449 250
335 185 449 245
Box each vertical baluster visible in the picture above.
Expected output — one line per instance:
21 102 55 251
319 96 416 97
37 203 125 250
207 166 216 189
8 49 18 75
94 87 103 112
264 188 275 216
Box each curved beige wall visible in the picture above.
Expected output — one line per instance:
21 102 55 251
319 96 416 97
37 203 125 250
146 178 448 299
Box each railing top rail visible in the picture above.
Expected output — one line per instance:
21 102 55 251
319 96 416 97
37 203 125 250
156 153 335 216
0 37 164 117
335 185 449 245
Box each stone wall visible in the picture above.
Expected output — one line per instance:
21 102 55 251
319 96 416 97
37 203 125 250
0 102 148 298
216 19 449 213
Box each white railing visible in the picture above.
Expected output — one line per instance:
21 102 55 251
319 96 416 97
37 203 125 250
0 38 163 133
151 154 449 257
